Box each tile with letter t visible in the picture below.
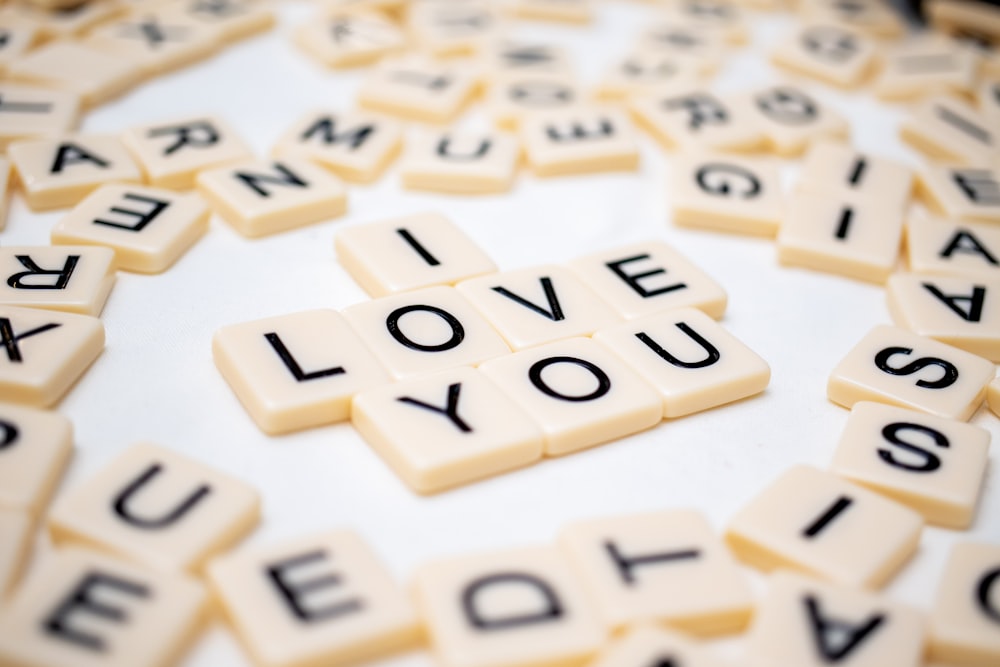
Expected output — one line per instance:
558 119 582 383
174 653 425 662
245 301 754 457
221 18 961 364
351 366 544 493
743 85 849 157
6 40 140 108
48 442 259 574
401 130 520 195
900 96 996 166
521 105 639 177
0 83 80 151
875 36 979 101
0 546 206 667
829 402 991 529
827 324 995 421
207 529 420 667
213 309 390 434
487 73 582 131
0 401 72 516
480 41 573 78
412 545 606 667
906 215 1000 281
294 10 406 69
589 625 732 667
771 23 878 88
0 246 116 316
630 88 765 154
84 9 217 77
558 509 754 636
797 141 913 211
0 507 31 597
918 164 1000 224
929 541 1000 666
196 157 347 238
357 54 480 124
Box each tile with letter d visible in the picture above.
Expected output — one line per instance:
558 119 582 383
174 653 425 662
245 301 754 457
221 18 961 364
357 54 480 124
400 130 520 195
588 625 733 667
0 401 72 516
48 442 259 574
207 529 420 667
900 96 996 166
294 10 405 69
743 85 849 157
918 164 1000 224
521 105 639 177
0 507 31 597
724 465 923 589
7 40 140 108
630 88 765 154
929 541 1000 666
770 23 878 88
0 245 115 317
797 141 913 211
0 83 80 151
906 215 1000 281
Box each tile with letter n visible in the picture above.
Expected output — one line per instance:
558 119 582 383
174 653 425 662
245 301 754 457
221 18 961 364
900 96 996 166
48 442 259 574
293 10 406 69
875 36 979 102
929 542 1000 666
589 625 732 667
401 130 520 195
918 164 1000 224
0 83 80 151
724 465 923 589
797 141 912 211
906 215 1000 281
0 245 116 316
84 9 218 77
6 40 140 108
521 105 639 177
0 507 31 596
770 23 878 89
213 309 390 434
0 401 73 517
486 73 583 131
742 85 849 157
357 54 480 124
0 546 206 667
207 529 420 667
630 88 765 154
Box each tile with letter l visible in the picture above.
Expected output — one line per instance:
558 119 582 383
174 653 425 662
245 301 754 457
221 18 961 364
593 307 769 418
48 441 259 574
742 85 849 157
559 509 754 636
906 215 1000 281
876 36 979 102
900 96 997 166
521 105 639 177
0 401 72 516
724 465 924 589
207 529 420 667
630 88 765 154
400 130 520 195
477 337 662 456
213 309 390 434
827 324 994 421
357 54 480 124
351 366 544 493
929 541 1000 666
293 10 406 69
918 164 1000 224
6 40 140 108
770 23 878 88
829 402 991 529
587 624 733 667
0 83 80 151
0 245 116 317
412 545 606 667
797 141 913 211
0 507 31 597
0 546 207 667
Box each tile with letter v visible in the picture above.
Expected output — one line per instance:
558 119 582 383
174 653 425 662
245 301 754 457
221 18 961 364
0 401 73 517
0 245 116 316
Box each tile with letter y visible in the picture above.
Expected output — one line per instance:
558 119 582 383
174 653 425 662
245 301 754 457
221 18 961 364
929 541 1000 666
521 105 639 177
0 84 80 151
588 625 733 667
771 23 878 88
401 130 520 195
0 245 116 316
0 401 73 516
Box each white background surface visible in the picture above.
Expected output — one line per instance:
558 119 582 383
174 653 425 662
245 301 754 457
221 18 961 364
5 1 1000 665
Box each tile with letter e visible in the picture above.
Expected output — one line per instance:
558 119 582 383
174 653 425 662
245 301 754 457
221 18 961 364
0 245 116 316
7 40 140 108
351 366 544 493
724 465 923 589
0 305 104 408
771 23 878 88
412 545 606 667
827 324 994 421
400 130 519 195
0 84 80 151
797 142 913 211
84 10 217 77
559 509 754 636
588 625 732 667
630 88 765 154
743 85 849 157
196 157 347 237
51 184 209 274
521 105 639 177
357 55 480 124
0 401 72 516
0 508 30 596
294 10 406 69
900 96 996 166
213 309 390 434
746 571 926 667
343 286 510 380
334 211 497 297
929 541 1000 666
906 216 1000 281
918 165 1000 224
0 546 206 667
159 0 276 43
487 73 582 130
48 441 259 574
876 37 979 101
9 134 143 211
597 50 702 101
593 308 769 418
207 529 420 667
829 402 991 529
478 337 661 456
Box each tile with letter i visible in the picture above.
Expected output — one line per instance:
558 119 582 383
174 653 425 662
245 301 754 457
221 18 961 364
358 55 480 124
875 36 980 101
6 41 141 108
900 96 997 166
48 442 260 574
207 529 420 667
520 105 639 177
84 9 218 77
725 465 924 589
746 571 926 667
929 541 1000 666
918 165 1000 224
408 0 499 58
770 23 878 89
797 142 913 211
742 85 849 157
0 246 116 317
827 324 995 421
0 402 73 517
487 73 582 131
213 309 390 434
0 546 207 667
509 0 594 25
558 509 754 636
293 10 406 69
0 507 31 597
0 84 80 151
159 0 276 43
588 625 733 667
630 88 765 154
334 211 497 298
596 50 702 101
480 41 573 78
400 130 520 195
412 545 606 667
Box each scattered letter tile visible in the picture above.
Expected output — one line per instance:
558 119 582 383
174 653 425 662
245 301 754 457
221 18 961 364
0 246 116 316
294 10 405 69
918 164 1000 224
7 40 140 108
900 96 997 166
0 83 80 151
797 141 913 211
631 88 764 154
357 55 480 124
401 130 520 195
929 541 1000 666
0 508 31 596
522 106 639 177
0 401 72 516
588 625 731 667
771 23 877 88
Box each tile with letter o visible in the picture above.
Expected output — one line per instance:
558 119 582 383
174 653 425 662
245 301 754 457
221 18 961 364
742 84 849 157
771 23 878 88
487 73 582 130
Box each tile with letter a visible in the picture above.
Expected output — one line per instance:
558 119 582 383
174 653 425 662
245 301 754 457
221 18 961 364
351 366 544 493
7 40 140 108
0 245 116 316
906 215 1000 281
400 130 520 195
357 55 480 124
593 308 769 418
597 49 702 101
412 545 606 667
9 134 143 211
588 625 732 667
724 465 923 589
521 105 639 177
159 0 276 43
207 529 420 667
0 546 206 667
743 85 849 157
294 10 406 69
827 324 994 421
122 114 255 190
558 509 754 636
900 96 997 166
0 507 31 597
0 402 72 516
487 73 582 131
213 309 390 434
0 84 80 151
875 36 979 101
829 402 991 529
334 211 497 298
918 165 1000 224
49 441 258 573
771 23 877 88
51 184 209 274
929 541 1000 666
196 157 347 238
630 88 765 154
797 142 913 211
478 337 661 456
746 571 926 667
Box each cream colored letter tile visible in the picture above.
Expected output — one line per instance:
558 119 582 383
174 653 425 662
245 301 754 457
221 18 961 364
521 105 639 177
213 309 390 434
480 41 573 77
208 529 419 667
876 37 979 101
408 1 499 58
0 156 11 231
588 625 732 667
771 23 877 88
294 10 406 69
0 1 124 41
906 215 1000 280
639 21 727 73
85 11 217 77
478 337 662 456
0 402 72 515
743 85 849 157
929 541 1000 666
0 507 31 596
357 55 480 124
0 84 80 151
803 0 905 39
597 50 702 101
334 211 497 297
630 89 764 154
798 141 913 210
900 96 997 166
509 0 593 25
918 165 1000 224
663 1 747 45
487 73 582 130
980 79 1000 128
400 130 519 195
7 41 141 108
989 376 1000 417
160 0 276 43
827 324 995 421
0 246 116 316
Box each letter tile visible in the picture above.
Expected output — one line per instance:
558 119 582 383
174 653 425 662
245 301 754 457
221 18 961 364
478 337 661 455
725 465 924 588
196 157 347 237
0 23 38 75
980 79 1000 129
0 508 31 596
876 36 980 101
639 21 727 74
0 246 116 316
918 165 1000 224
0 83 80 151
357 55 480 124
630 88 765 154
521 105 639 177
587 624 732 667
771 23 878 88
559 509 754 635
49 442 259 573
743 85 849 157
0 305 104 407
0 156 9 231
7 41 141 108
334 211 497 297
597 50 702 101
0 402 72 515
929 541 1000 665
797 142 913 211
0 0 123 41
509 0 593 25
208 529 420 667
829 402 990 528
989 376 1000 417
803 0 905 39
746 571 926 667
662 1 747 45
294 10 406 69
0 546 206 667
412 545 606 667
827 324 994 421
352 366 544 493
342 286 511 380
409 0 499 58
85 10 217 76
400 130 519 194
906 215 1000 280
486 73 582 130
480 40 573 77
900 96 997 166
159 0 276 43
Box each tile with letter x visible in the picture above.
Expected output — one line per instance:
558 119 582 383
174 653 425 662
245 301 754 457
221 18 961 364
0 83 80 151
929 541 1000 666
521 105 639 177
0 246 116 316
589 625 732 667
906 215 1000 280
0 401 73 517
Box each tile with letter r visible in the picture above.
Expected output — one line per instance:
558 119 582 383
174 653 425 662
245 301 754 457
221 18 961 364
742 84 849 157
630 88 765 154
486 73 583 131
6 40 140 108
0 507 31 597
521 105 639 177
797 141 913 211
0 245 116 316
400 129 520 195
207 529 420 667
918 164 1000 225
0 83 80 151
875 36 979 102
900 96 996 166
771 22 878 88
929 541 1000 666
0 401 72 516
357 54 480 124
588 624 733 667
293 10 406 69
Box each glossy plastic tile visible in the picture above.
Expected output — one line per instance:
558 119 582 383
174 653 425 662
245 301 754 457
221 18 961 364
638 21 726 73
85 10 217 76
918 165 1000 224
409 1 499 57
7 40 140 108
0 0 123 40
900 96 997 166
929 541 1000 666
487 73 582 130
597 50 702 100
743 85 849 157
521 105 639 177
481 40 573 77
357 55 480 124
906 215 1000 280
797 141 913 210
663 1 747 45
0 83 80 151
0 508 31 597
989 376 1000 418
294 10 405 68
631 88 764 154
509 0 593 25
0 245 115 317
0 401 72 515
803 0 905 38
400 130 519 194
0 156 9 231
876 37 979 101
771 23 878 88
980 79 1000 128
588 624 732 667
161 0 276 42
